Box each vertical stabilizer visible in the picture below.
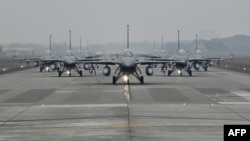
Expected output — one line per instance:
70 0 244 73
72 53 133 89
153 40 156 50
49 34 52 50
195 34 198 51
87 40 89 51
123 40 125 49
127 24 129 49
161 36 163 50
80 36 82 50
69 30 72 50
177 30 180 52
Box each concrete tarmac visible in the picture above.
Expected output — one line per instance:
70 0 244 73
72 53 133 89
0 67 250 141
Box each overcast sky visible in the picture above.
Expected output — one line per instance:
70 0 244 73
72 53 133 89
1 0 250 45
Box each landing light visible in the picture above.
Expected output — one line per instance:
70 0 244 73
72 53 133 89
20 65 24 68
46 67 49 71
123 75 128 81
178 70 181 74
67 70 70 74
2 68 6 72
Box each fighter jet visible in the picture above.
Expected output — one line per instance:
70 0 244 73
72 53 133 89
151 31 192 76
143 36 169 71
56 31 103 77
166 31 193 76
76 38 101 75
76 36 85 59
188 34 233 71
16 34 59 72
39 35 59 72
140 37 165 59
82 24 172 84
56 31 84 77
83 40 101 73
160 36 167 57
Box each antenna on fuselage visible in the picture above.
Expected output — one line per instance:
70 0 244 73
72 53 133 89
49 34 52 50
127 24 129 49
177 30 180 52
69 30 72 50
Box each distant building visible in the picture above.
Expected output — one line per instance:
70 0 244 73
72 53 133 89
2 47 34 56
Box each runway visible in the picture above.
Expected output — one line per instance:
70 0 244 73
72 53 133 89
0 67 250 141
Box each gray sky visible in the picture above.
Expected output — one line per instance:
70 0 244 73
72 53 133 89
1 0 250 45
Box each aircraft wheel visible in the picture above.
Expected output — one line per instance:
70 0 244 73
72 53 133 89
69 73 71 77
140 76 144 84
189 70 192 76
58 71 62 77
40 67 43 72
168 70 171 76
112 76 116 84
204 67 208 71
124 79 129 84
180 71 182 76
79 70 83 77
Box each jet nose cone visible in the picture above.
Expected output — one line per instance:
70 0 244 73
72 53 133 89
121 58 136 68
180 59 186 63
65 59 74 64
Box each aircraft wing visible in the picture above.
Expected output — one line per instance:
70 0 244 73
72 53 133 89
188 53 233 62
143 57 181 63
136 53 163 59
75 58 104 64
14 56 62 63
80 60 118 65
187 57 222 62
14 56 41 62
137 59 179 65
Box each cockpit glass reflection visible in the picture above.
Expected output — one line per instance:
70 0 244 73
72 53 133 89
177 49 186 56
123 50 133 57
65 50 74 56
44 50 52 55
195 49 202 55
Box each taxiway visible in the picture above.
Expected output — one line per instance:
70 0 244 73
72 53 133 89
0 67 250 141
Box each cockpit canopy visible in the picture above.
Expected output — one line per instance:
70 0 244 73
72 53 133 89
44 50 53 55
123 49 133 57
194 49 202 55
177 49 186 56
65 50 74 56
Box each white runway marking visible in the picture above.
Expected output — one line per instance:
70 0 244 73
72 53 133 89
54 91 75 93
36 104 127 108
219 102 250 105
231 91 250 100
